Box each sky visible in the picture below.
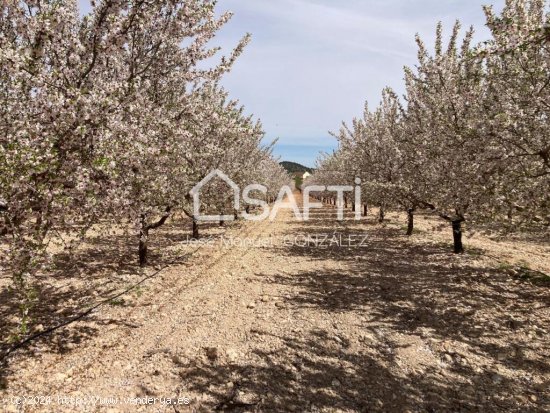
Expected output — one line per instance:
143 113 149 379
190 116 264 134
78 0 504 167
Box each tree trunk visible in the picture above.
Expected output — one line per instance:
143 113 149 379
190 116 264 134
192 218 199 240
344 197 348 209
452 220 464 254
352 203 356 212
138 207 171 267
378 205 385 223
363 204 368 217
245 205 250 214
234 210 239 220
139 214 148 267
406 208 414 236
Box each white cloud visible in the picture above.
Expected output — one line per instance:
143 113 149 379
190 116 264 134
215 0 504 154
78 0 505 163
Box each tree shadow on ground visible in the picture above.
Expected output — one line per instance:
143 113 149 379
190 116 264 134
178 326 544 412
245 207 550 412
0 217 229 368
160 205 548 412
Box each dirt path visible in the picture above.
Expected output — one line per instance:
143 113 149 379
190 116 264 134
1 193 549 412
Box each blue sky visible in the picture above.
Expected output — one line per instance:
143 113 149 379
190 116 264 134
78 0 504 167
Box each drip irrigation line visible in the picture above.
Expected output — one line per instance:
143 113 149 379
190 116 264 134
0 217 260 366
0 248 201 365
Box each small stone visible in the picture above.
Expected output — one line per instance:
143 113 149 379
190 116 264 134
497 353 507 361
331 378 341 387
54 373 68 381
359 332 375 342
444 354 453 363
516 395 528 404
171 354 187 366
247 302 256 309
226 349 239 363
235 390 260 405
4 405 18 413
492 374 503 384
418 329 430 339
205 347 218 361
530 395 538 403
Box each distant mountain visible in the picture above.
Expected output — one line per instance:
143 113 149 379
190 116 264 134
280 161 313 174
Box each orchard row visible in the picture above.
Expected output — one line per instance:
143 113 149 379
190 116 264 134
0 0 289 325
306 0 549 253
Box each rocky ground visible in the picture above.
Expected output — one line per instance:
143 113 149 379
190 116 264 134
1 193 549 412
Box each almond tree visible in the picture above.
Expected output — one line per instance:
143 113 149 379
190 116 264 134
176 86 268 239
482 0 550 226
308 1 550 254
330 110 373 215
400 22 492 253
334 89 410 224
0 1 114 319
0 0 261 327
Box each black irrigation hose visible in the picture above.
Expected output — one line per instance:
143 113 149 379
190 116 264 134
0 217 258 366
0 248 200 365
